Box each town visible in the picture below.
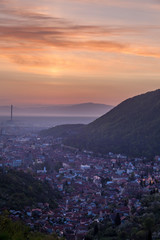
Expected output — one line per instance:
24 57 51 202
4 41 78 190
0 125 160 240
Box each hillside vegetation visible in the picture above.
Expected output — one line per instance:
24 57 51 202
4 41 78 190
85 193 160 240
0 214 63 240
65 89 160 157
40 124 85 138
0 169 60 210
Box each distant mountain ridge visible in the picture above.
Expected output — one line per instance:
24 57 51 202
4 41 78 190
0 103 113 117
64 89 160 157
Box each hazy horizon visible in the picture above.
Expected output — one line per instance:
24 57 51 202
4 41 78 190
0 102 113 118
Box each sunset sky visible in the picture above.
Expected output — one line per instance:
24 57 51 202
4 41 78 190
1 0 160 106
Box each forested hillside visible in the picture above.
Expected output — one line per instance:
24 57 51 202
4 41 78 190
0 169 60 210
65 89 160 157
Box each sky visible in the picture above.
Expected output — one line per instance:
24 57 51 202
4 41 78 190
0 0 160 106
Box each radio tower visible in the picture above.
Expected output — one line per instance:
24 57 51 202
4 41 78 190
11 105 13 121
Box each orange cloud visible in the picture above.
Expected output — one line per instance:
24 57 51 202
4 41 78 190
0 0 160 77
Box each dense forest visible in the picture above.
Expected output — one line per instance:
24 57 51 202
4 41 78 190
0 169 60 210
64 89 160 157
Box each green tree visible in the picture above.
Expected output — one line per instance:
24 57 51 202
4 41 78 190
115 213 121 226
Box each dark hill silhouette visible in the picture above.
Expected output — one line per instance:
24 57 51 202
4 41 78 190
40 124 84 138
64 89 160 157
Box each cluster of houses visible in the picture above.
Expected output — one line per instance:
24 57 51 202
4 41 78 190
0 132 160 239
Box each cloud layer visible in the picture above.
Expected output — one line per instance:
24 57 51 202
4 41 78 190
1 0 160 67
0 0 160 105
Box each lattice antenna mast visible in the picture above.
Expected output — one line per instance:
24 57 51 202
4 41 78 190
11 105 13 121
